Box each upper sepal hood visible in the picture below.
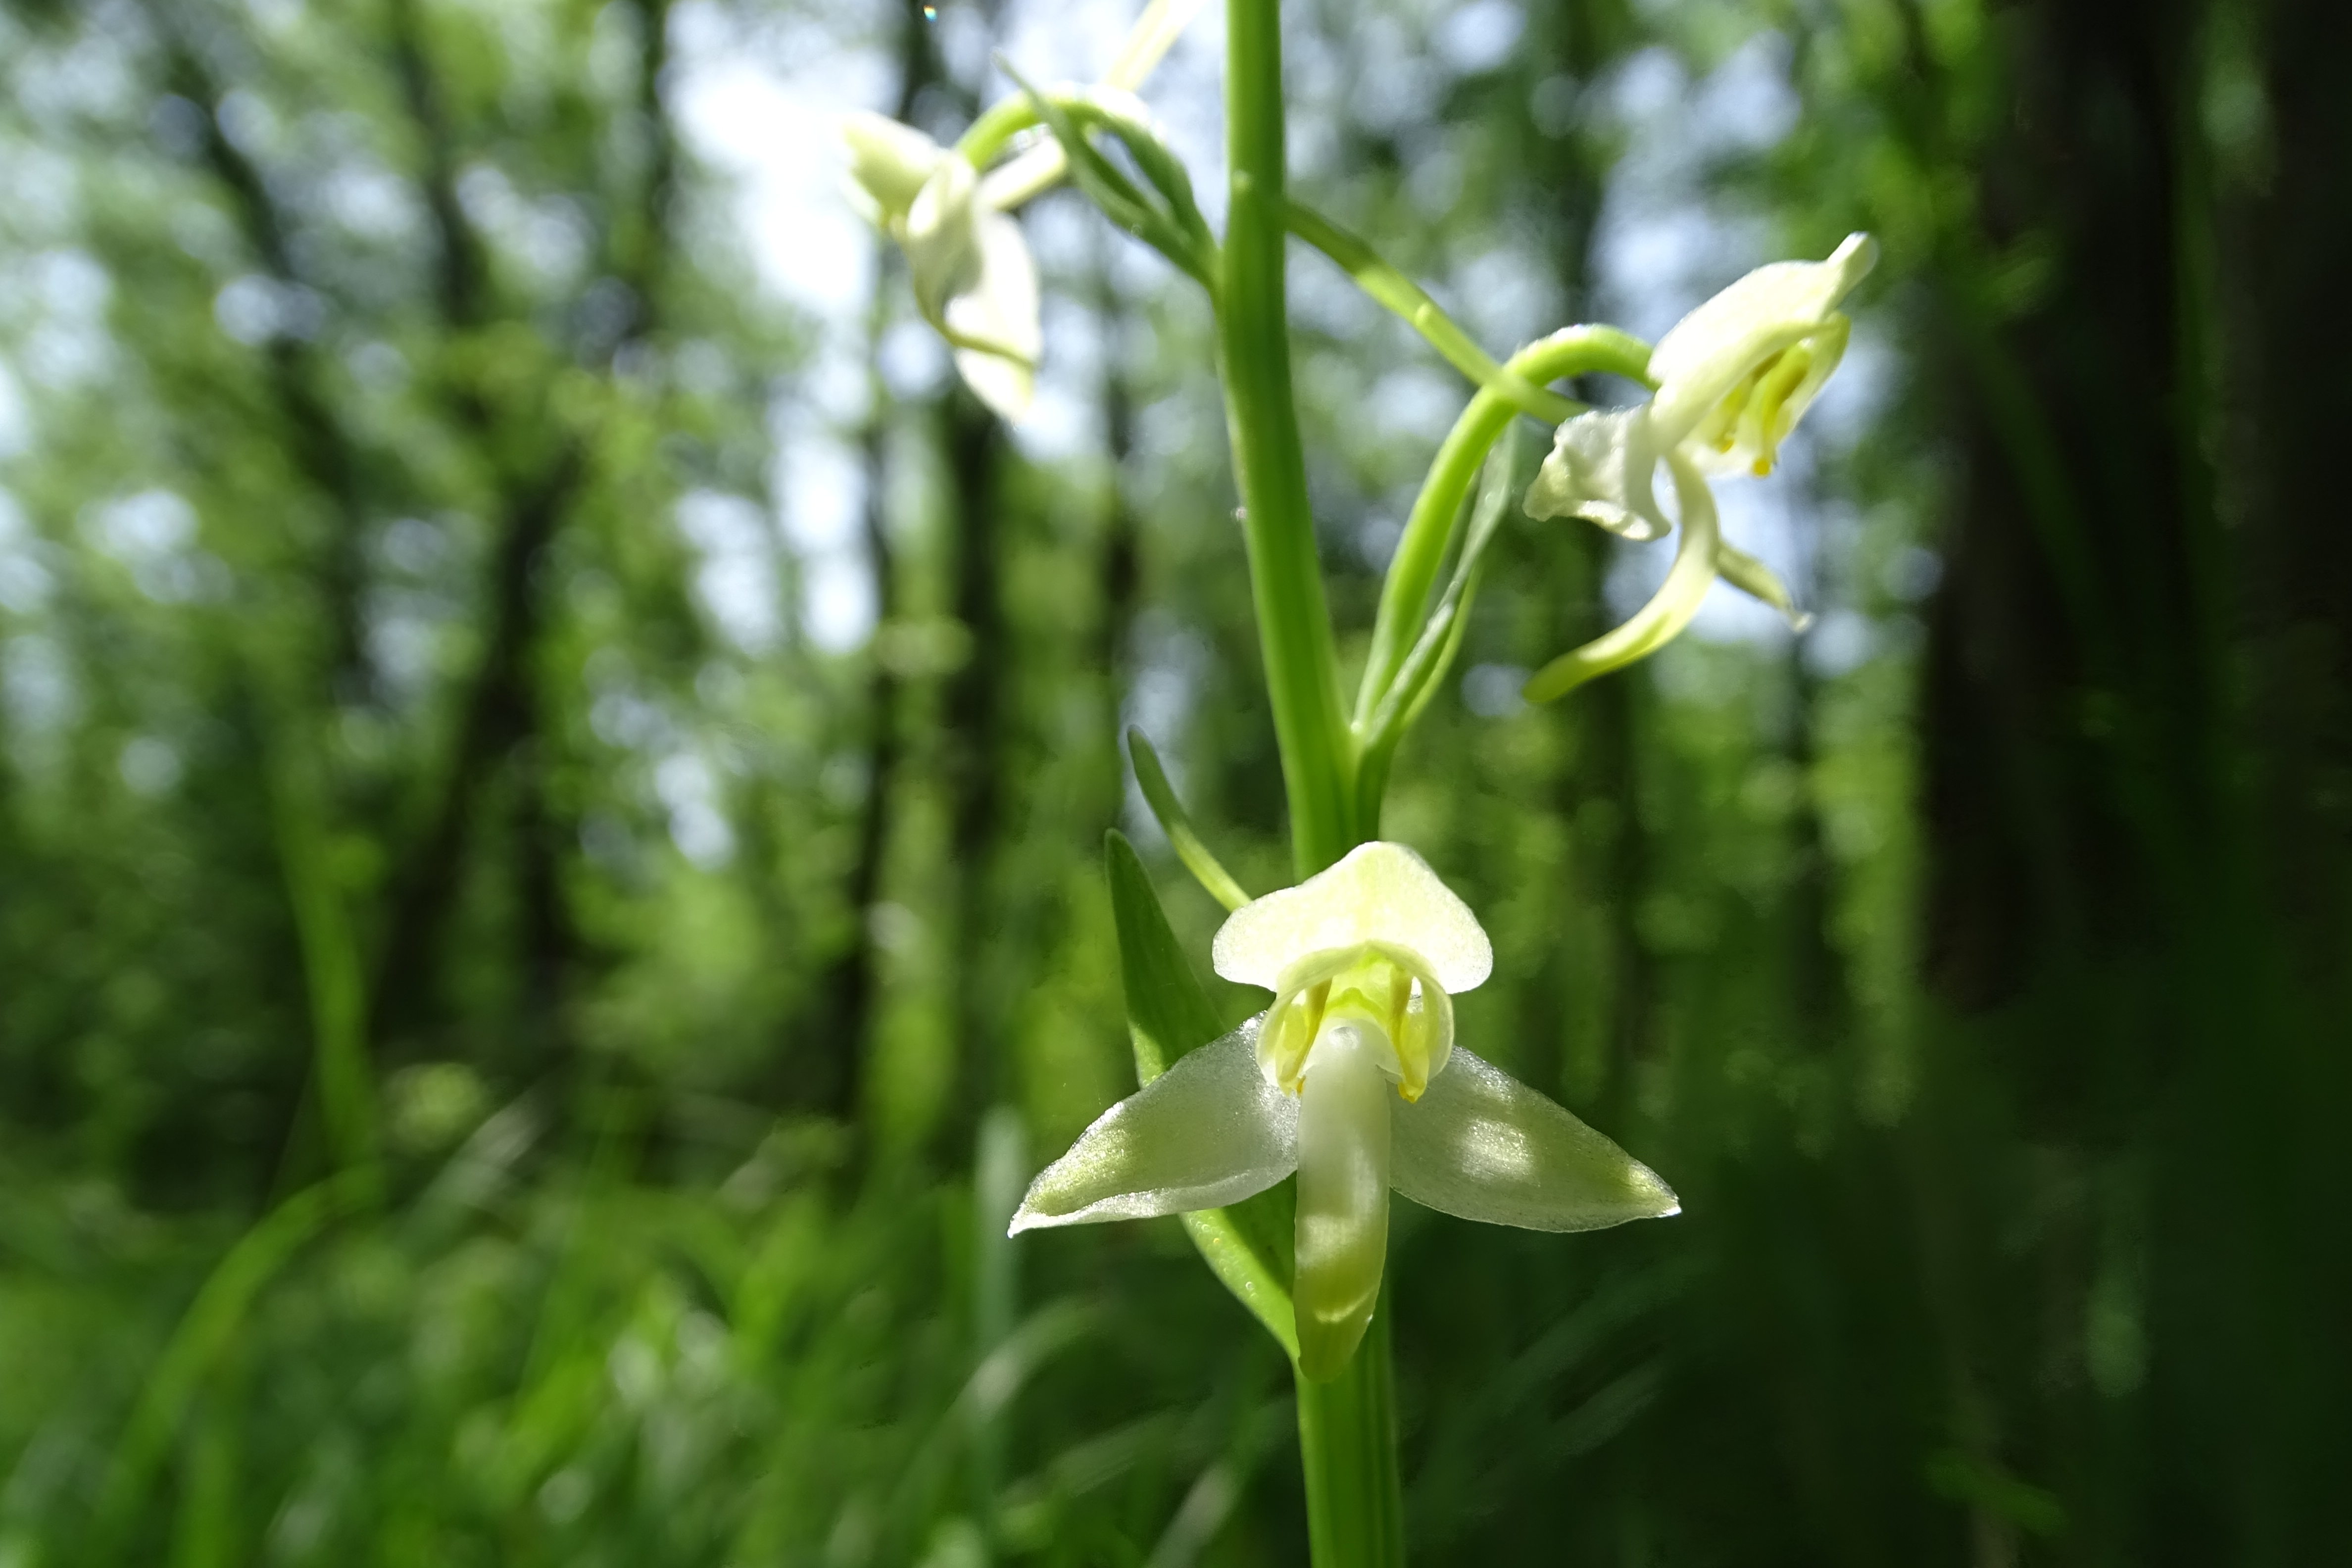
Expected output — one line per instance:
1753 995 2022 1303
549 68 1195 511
1212 841 1492 1101
1645 232 1877 469
1211 841 1492 994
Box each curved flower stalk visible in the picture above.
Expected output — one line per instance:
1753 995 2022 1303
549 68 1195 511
1519 233 1879 701
838 0 1207 421
1013 842 1679 1379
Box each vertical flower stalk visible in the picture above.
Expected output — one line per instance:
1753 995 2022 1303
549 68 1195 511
1219 0 1355 881
1219 1 1395 1555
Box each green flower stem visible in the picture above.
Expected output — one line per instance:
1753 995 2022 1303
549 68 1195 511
1220 2 1399 1559
1295 1291 1407 1568
1212 10 1653 1560
1355 326 1653 734
1221 0 1355 881
958 96 1041 169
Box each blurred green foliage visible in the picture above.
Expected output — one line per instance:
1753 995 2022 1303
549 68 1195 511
0 0 2345 1564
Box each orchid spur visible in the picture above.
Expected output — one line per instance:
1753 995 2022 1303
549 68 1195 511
1012 842 1679 1380
1519 233 1879 701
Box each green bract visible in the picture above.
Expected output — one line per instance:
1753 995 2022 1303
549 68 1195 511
1519 233 1878 701
1013 842 1679 1380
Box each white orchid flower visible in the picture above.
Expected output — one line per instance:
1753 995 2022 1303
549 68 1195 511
1519 234 1878 700
1011 842 1679 1379
837 0 1206 423
841 113 1042 422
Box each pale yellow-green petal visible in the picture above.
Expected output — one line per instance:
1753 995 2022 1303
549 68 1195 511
1684 314 1853 482
1254 960 1336 1093
902 155 1040 422
976 144 1066 214
1211 841 1492 996
1104 0 1210 89
840 111 944 225
905 154 985 327
1394 974 1452 1103
1390 1046 1679 1231
946 212 1041 420
1009 1021 1296 1232
1522 408 1669 541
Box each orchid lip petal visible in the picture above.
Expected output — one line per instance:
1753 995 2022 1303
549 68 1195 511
1292 1022 1392 1380
898 155 1041 421
946 212 1041 420
1523 450 1724 703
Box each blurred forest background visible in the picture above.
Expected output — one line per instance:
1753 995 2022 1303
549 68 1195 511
1 0 2346 1563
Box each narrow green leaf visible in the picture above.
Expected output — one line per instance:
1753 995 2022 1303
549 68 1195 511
1127 728 1251 912
259 701 382 1202
1104 831 1298 1358
1285 196 1580 426
1106 829 1227 1080
97 1174 371 1551
1175 1204 1297 1362
1058 93 1211 251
